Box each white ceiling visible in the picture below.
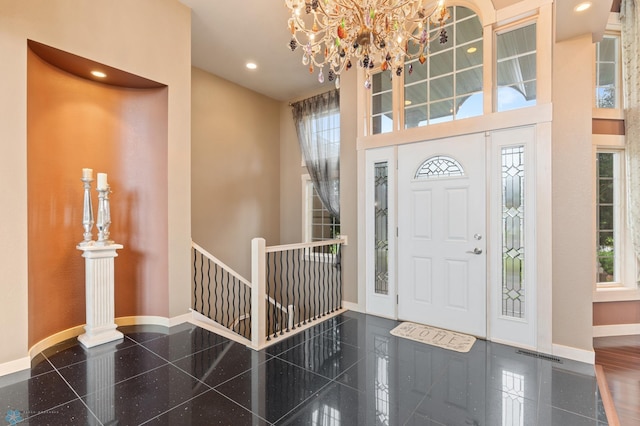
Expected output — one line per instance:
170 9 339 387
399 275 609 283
180 0 613 102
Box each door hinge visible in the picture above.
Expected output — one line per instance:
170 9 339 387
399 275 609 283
396 294 399 304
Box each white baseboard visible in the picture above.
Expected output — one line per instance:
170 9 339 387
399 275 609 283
28 324 86 360
168 313 191 327
115 313 190 328
115 315 170 327
552 343 595 365
342 301 364 313
0 356 31 377
593 323 640 337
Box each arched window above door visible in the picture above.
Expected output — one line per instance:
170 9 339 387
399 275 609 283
415 155 465 179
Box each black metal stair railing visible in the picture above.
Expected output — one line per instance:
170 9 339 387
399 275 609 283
191 238 345 349
191 242 252 341
264 239 343 341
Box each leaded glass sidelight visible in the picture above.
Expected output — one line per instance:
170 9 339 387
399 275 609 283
502 146 525 318
374 162 389 295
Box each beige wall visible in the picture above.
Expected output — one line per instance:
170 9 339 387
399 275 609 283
552 34 595 352
0 0 191 366
191 67 281 279
339 71 359 304
279 102 304 245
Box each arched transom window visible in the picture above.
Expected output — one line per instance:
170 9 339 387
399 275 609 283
415 155 465 179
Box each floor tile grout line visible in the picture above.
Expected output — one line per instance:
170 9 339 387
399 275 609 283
272 377 337 425
211 388 275 426
46 357 105 426
399 356 453 426
134 388 265 426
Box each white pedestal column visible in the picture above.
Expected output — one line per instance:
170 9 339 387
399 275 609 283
77 243 124 348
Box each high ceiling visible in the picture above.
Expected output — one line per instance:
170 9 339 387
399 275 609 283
180 0 614 102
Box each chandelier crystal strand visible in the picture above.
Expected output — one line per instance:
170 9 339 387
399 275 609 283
285 0 450 88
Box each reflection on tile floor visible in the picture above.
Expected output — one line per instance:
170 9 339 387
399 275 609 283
0 311 608 425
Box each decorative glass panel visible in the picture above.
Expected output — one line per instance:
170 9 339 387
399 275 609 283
404 6 483 128
374 336 390 425
497 24 537 112
502 371 525 426
415 156 464 179
374 162 389 295
595 35 619 109
502 146 525 318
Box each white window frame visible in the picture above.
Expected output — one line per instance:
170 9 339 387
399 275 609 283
301 174 340 263
403 5 484 129
495 20 538 113
595 34 620 110
596 149 623 287
593 15 623 120
593 135 640 301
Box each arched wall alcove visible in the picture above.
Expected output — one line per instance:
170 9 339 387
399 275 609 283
27 41 169 347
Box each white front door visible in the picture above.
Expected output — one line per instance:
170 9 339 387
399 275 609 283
398 134 486 337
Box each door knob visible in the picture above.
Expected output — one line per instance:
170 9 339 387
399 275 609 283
466 248 483 255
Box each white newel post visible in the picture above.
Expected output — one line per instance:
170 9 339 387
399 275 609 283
251 237 267 349
77 243 124 348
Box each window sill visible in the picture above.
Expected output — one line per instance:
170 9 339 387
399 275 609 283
593 286 640 302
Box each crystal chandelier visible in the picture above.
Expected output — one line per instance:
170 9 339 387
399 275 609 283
285 0 451 89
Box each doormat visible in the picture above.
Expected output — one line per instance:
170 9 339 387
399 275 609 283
390 322 476 353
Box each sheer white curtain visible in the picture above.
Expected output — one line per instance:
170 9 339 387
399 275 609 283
292 90 341 220
621 0 640 273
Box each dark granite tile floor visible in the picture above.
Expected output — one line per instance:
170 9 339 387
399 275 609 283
0 311 608 425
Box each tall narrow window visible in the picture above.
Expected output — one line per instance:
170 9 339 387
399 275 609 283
372 71 393 134
496 23 537 112
374 162 389 295
306 180 341 243
292 90 340 224
596 151 621 284
404 6 483 128
502 146 525 318
595 35 620 109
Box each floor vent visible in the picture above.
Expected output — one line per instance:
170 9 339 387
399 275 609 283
516 349 562 363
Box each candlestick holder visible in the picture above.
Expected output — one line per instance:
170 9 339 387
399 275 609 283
96 186 113 246
80 177 95 246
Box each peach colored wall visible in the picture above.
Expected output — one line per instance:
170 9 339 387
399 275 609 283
191 67 280 279
27 50 169 346
594 301 640 326
0 0 190 369
592 118 625 135
552 34 595 352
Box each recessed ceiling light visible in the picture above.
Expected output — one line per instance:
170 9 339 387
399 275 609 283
574 2 591 12
246 62 257 70
467 47 477 54
91 70 107 78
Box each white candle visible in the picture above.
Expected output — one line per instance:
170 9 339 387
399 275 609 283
97 173 108 190
82 168 93 180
